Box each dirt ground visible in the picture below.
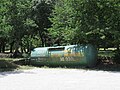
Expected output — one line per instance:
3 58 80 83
0 68 120 90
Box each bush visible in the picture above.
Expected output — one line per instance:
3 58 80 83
113 50 120 64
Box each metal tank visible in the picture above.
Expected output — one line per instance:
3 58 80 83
30 44 98 67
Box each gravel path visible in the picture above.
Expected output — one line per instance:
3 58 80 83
0 68 120 90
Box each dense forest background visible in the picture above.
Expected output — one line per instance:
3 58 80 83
0 0 119 55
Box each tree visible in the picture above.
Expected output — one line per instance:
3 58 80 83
21 18 40 53
0 0 12 53
77 0 120 48
49 0 77 45
31 0 53 46
0 0 43 55
6 0 34 54
49 0 120 48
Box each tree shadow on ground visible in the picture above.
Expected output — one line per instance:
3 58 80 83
0 60 18 71
91 64 120 72
0 70 23 77
0 60 35 77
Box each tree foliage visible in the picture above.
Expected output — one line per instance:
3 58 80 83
49 0 76 45
0 0 12 52
49 0 120 48
31 0 53 46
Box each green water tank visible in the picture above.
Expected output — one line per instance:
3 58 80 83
84 44 98 67
30 47 49 57
30 44 98 67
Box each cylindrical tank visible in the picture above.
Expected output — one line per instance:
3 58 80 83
84 44 98 67
30 44 98 67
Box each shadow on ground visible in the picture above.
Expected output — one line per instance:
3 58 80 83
92 64 120 72
0 59 35 77
0 70 24 77
0 60 19 72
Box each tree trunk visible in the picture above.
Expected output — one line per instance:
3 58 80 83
0 44 1 53
104 48 106 51
27 41 30 53
21 47 23 53
13 41 21 58
2 43 5 53
28 41 32 53
10 42 14 53
117 44 119 50
23 47 27 53
39 31 45 47
15 41 19 52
